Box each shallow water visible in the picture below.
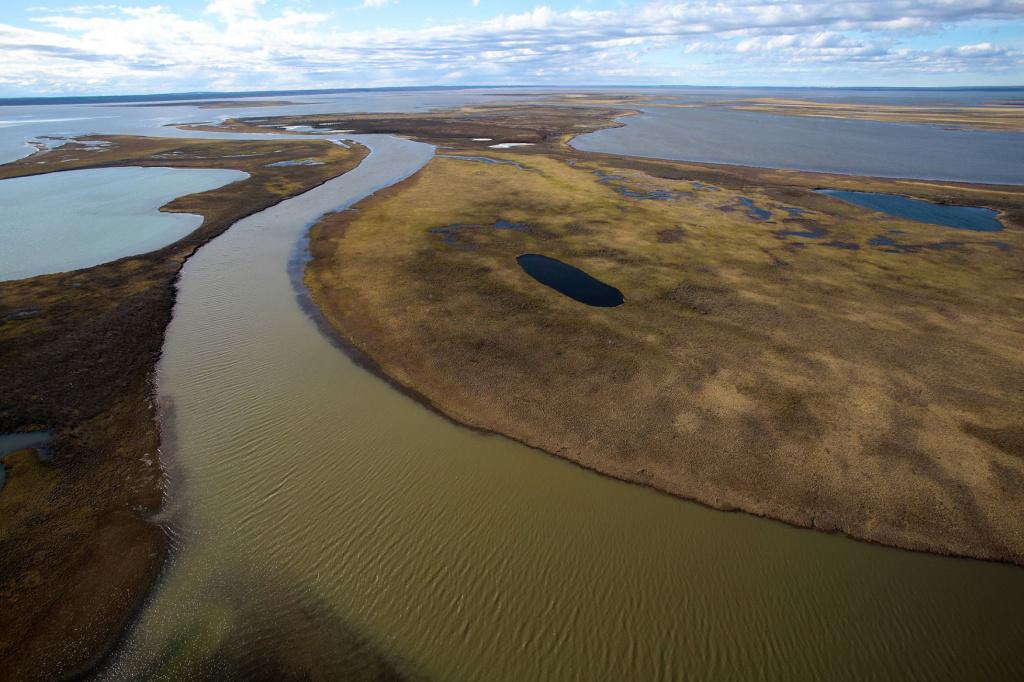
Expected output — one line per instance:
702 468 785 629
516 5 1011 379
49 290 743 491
816 190 1005 231
0 167 247 280
96 135 1024 681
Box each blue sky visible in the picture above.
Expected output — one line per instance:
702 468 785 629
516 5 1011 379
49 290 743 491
1 0 1022 96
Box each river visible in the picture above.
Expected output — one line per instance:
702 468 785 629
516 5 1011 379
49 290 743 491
90 134 1024 680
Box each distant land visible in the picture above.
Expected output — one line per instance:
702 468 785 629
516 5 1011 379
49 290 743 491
2 84 1023 107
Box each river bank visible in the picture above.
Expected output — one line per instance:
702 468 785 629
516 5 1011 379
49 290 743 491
0 135 367 679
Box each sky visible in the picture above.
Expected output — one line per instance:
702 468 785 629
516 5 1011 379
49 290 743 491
1 0 1022 96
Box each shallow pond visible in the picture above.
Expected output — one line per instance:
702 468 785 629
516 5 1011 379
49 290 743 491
0 166 247 280
816 189 1004 232
517 253 624 307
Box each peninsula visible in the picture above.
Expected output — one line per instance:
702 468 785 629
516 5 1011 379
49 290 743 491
202 103 1023 566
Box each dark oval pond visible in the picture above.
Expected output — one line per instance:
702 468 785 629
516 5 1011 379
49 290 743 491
516 254 624 307
816 189 1003 232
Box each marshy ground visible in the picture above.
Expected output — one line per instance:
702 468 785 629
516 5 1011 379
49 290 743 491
0 135 367 679
305 142 1024 566
3 96 1023 679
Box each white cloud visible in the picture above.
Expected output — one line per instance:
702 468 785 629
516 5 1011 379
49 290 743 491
206 0 265 21
2 0 1022 94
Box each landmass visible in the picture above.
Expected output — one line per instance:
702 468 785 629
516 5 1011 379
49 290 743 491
722 97 1024 131
205 104 1024 566
177 103 637 143
120 99 306 109
0 135 367 679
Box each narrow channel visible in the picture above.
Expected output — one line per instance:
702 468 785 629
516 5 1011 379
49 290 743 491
100 135 1024 680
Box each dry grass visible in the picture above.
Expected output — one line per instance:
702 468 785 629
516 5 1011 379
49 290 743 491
307 147 1024 566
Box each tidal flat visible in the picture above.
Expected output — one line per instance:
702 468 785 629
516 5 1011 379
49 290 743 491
0 134 367 680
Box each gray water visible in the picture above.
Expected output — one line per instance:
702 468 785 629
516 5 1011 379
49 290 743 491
572 106 1024 185
0 167 248 280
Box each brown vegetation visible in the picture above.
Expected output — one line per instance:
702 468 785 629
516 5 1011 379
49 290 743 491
306 144 1024 567
0 135 367 680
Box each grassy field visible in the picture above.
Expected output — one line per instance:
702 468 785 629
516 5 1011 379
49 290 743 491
0 135 367 680
306 145 1024 567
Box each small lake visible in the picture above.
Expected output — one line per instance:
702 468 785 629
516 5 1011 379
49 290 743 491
815 190 1004 232
517 254 624 307
0 166 248 281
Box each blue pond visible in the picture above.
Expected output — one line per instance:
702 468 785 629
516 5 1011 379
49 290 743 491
516 254 624 307
816 189 1003 232
738 197 771 221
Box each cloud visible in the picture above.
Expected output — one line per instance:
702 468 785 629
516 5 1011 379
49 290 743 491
2 0 1022 94
206 0 266 22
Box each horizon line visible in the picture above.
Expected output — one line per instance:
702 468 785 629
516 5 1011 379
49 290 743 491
3 83 1023 106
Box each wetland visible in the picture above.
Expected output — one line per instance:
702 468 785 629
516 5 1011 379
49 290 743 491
0 133 367 679
1 89 1023 680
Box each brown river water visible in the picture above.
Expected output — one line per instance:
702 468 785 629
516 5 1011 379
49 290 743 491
98 135 1024 680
